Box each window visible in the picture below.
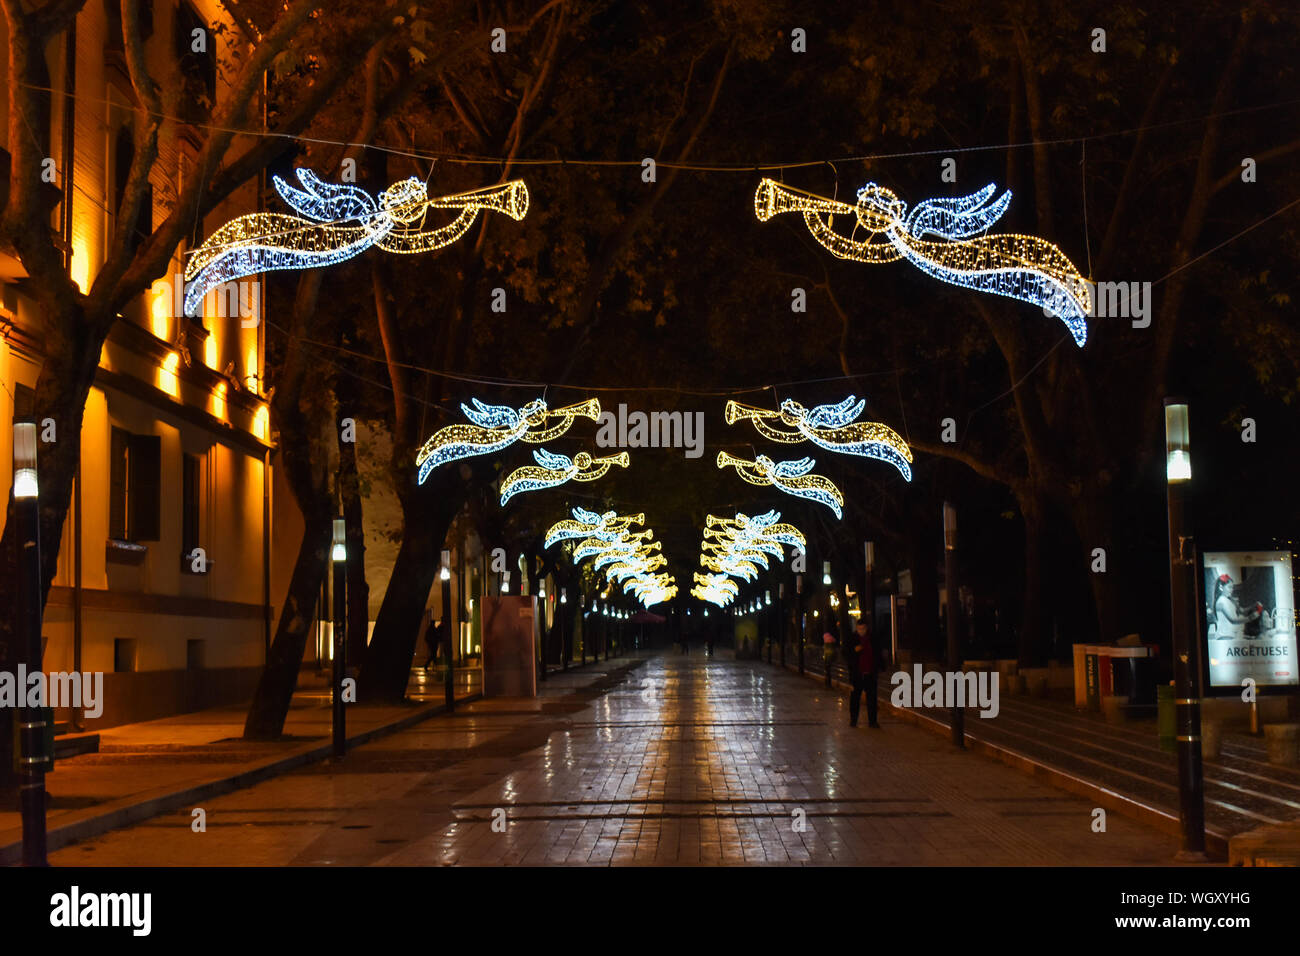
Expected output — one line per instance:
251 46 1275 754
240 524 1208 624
13 383 35 421
112 125 152 251
109 426 161 541
114 638 137 673
176 1 216 110
182 453 200 554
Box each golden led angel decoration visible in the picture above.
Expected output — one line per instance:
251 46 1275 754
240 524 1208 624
716 451 844 519
185 169 529 317
499 449 630 506
726 395 913 481
415 397 600 485
754 178 1091 346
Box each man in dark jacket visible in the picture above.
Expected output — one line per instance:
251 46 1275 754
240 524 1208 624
848 618 885 728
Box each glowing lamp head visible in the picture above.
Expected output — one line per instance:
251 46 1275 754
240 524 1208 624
331 518 347 562
13 422 38 499
502 571 511 593
822 560 832 586
440 549 451 581
766 590 772 606
560 588 567 605
943 502 957 551
1164 400 1191 484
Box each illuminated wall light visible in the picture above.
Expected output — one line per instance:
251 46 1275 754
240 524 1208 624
499 449 630 506
245 344 259 392
331 518 347 562
13 423 38 499
726 395 913 481
158 351 181 398
150 283 171 339
823 560 832 586
754 178 1090 346
416 397 601 485
184 169 530 316
716 451 843 518
253 405 269 441
212 381 228 419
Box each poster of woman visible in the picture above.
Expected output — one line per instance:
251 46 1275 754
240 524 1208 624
1203 550 1298 689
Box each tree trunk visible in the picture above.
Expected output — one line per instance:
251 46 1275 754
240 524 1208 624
336 400 369 666
242 502 332 739
1017 491 1050 667
0 304 106 785
1070 490 1124 646
359 469 459 702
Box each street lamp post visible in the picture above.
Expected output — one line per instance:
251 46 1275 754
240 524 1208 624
1165 398 1207 860
331 518 346 759
538 584 548 683
560 588 568 672
796 574 805 676
778 583 786 667
864 541 875 636
944 502 964 748
14 422 49 866
765 590 773 664
441 550 454 712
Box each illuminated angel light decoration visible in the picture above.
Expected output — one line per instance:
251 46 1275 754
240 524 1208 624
592 540 661 572
184 169 530 317
544 508 645 549
700 553 760 581
572 531 654 562
754 178 1091 346
606 554 668 581
499 449 630 506
725 396 913 481
709 510 807 552
716 451 844 519
691 570 737 607
416 397 601 485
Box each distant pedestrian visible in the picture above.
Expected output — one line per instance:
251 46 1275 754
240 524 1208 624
848 618 886 728
822 628 838 687
423 615 448 671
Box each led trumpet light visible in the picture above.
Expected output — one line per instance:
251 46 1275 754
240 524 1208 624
185 169 530 317
499 449 630 505
726 395 913 481
716 451 844 519
754 178 1090 346
544 508 645 549
416 397 601 485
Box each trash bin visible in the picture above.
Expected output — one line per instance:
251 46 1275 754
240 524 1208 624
1157 683 1176 745
1110 646 1153 704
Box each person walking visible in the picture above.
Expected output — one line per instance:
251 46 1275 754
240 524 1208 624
822 627 838 687
849 618 886 728
423 614 448 671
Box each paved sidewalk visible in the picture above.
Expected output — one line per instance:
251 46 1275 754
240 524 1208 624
47 652 1186 866
785 651 1300 855
0 667 484 864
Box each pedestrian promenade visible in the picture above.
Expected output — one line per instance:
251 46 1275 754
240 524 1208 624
47 652 1183 866
0 667 481 864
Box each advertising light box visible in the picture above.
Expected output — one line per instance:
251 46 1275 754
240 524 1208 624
1203 550 1298 690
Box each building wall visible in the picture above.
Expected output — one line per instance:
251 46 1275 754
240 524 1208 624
1 0 270 729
